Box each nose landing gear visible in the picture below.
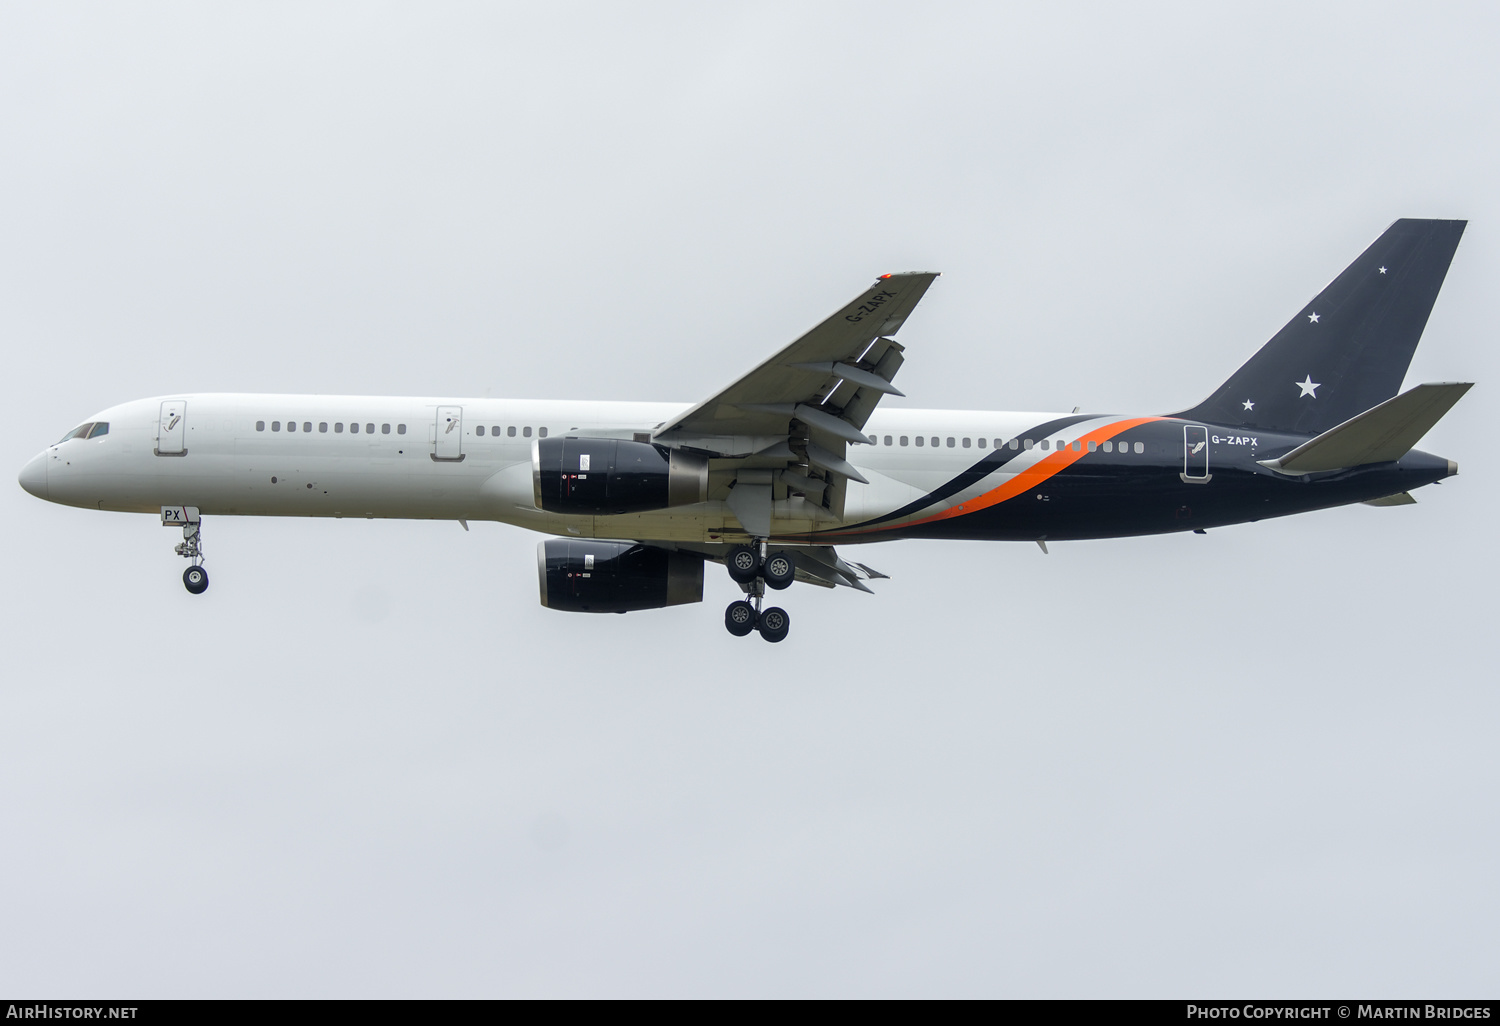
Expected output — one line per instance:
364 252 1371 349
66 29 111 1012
163 506 208 595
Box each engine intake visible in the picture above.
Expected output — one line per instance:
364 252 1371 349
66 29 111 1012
538 539 704 613
532 437 708 516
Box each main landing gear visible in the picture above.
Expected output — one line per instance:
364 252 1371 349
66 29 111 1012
163 506 208 595
722 542 793 642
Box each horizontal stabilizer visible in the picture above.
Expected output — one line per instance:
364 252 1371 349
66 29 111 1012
1363 492 1417 507
1258 382 1472 474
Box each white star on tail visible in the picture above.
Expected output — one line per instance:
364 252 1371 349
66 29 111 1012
1378 266 1387 274
1296 375 1321 398
1308 312 1320 323
1242 400 1255 410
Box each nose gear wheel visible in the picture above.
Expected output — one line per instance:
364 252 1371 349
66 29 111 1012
183 565 209 594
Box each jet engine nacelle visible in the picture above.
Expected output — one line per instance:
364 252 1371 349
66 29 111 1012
537 539 704 613
532 437 708 515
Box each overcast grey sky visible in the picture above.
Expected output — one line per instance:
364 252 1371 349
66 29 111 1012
2 2 1496 998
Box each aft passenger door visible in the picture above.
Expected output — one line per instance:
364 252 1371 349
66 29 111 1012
1181 424 1210 483
156 400 187 456
432 406 465 462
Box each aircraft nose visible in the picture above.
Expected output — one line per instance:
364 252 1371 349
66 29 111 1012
18 452 48 500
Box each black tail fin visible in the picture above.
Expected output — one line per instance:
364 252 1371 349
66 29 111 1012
1175 218 1466 436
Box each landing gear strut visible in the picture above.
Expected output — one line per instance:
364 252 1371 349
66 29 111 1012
721 540 794 642
163 505 208 595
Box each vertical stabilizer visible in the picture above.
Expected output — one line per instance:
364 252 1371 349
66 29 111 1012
1175 219 1466 435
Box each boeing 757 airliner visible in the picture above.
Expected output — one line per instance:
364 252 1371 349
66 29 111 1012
18 219 1471 642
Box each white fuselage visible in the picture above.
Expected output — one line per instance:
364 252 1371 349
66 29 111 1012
26 393 1095 544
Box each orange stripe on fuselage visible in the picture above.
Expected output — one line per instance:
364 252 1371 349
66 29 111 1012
856 415 1165 534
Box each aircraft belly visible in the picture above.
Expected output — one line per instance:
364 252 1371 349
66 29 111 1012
872 461 1440 542
591 504 731 543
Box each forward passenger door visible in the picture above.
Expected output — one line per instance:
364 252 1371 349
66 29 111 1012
156 401 186 456
432 406 464 462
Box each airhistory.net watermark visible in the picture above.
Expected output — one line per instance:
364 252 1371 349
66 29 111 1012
5 1007 138 1020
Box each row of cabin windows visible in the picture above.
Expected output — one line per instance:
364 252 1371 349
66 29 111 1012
254 421 553 439
475 426 547 437
257 421 406 434
872 434 1145 454
248 418 1142 453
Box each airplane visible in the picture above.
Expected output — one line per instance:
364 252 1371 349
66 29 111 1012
17 219 1472 643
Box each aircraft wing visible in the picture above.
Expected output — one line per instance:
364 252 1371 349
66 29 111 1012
655 272 939 455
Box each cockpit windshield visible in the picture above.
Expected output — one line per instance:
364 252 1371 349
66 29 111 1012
56 422 108 444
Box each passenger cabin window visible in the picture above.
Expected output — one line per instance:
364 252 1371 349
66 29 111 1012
1009 439 1019 450
900 436 909 446
272 421 281 432
1071 441 1081 451
977 438 985 448
256 421 266 432
915 436 924 446
1087 440 1097 452
1039 439 1049 450
382 424 390 434
1134 441 1144 453
350 423 359 434
523 427 532 437
491 425 500 436
365 423 374 434
884 435 892 446
1024 439 1033 449
288 421 297 432
962 438 971 448
930 437 939 447
539 427 548 438
946 437 955 448
398 424 407 435
319 422 328 433
508 426 516 437
303 422 312 433
476 425 485 436
335 423 344 433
